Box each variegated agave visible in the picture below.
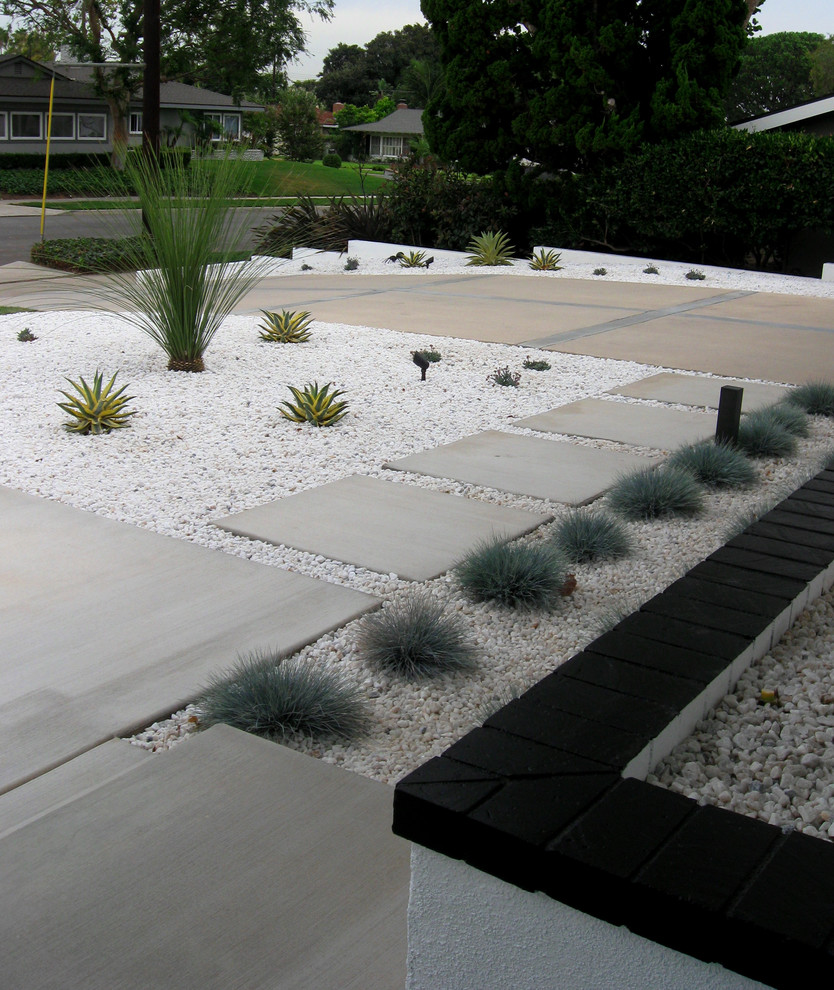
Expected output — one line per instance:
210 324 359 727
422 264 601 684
398 250 431 268
57 371 136 435
258 309 314 343
279 381 349 427
528 248 562 271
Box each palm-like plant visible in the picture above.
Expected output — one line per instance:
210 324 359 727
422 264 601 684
465 231 515 266
93 150 273 372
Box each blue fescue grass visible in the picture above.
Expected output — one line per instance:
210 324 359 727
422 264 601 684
735 415 797 459
667 440 757 489
607 466 705 521
748 402 810 438
786 381 834 417
456 537 568 610
551 509 632 563
356 592 478 678
198 649 369 741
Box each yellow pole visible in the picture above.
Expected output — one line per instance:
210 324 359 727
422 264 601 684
40 74 55 240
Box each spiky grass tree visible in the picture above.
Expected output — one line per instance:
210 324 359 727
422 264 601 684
94 149 274 372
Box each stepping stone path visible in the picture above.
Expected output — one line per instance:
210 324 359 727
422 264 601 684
515 397 713 449
384 430 661 505
608 372 788 410
215 475 551 582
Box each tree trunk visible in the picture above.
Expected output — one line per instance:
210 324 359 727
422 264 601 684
107 96 130 170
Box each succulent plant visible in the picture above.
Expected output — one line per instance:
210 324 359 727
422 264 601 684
686 269 706 280
17 327 37 341
593 267 607 276
528 248 562 271
57 370 136 435
344 256 359 271
488 365 521 387
419 348 442 362
643 265 659 275
279 381 349 427
465 231 515 267
522 358 551 371
258 309 314 343
397 250 432 268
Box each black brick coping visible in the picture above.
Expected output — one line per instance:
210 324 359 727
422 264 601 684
394 465 834 990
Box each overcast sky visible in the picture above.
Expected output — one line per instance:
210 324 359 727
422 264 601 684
287 0 834 82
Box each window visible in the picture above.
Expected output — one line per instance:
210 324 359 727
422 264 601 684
129 112 143 135
0 113 6 140
77 113 106 140
50 113 75 140
10 112 42 140
222 114 240 140
380 135 405 158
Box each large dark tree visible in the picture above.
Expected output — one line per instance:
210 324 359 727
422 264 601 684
421 0 748 173
725 32 825 123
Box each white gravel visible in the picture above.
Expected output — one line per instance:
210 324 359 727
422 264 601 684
4 250 834 842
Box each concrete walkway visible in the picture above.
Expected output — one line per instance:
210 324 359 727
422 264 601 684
3 258 834 988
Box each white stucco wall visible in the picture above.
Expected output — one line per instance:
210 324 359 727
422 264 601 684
407 846 772 990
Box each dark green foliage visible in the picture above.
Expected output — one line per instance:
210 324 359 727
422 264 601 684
253 192 392 256
322 152 342 168
685 269 706 280
643 265 659 274
487 366 520 387
735 416 797 459
422 0 747 173
787 381 834 417
522 358 551 371
31 237 146 274
607 466 705 520
344 256 359 271
0 151 112 171
593 268 607 276
456 538 568 610
667 441 757 488
16 328 37 341
0 167 131 197
416 348 442 363
198 649 369 741
356 593 478 678
275 87 324 162
551 510 632 564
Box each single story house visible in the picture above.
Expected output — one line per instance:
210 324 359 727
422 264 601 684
0 53 263 154
341 103 424 159
733 93 834 137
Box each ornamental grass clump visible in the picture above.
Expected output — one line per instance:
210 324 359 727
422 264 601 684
786 381 834 417
89 149 273 372
57 370 136 435
735 415 797 459
750 402 810 438
465 231 515 267
456 537 569 610
357 592 478 678
607 466 705 521
198 649 369 741
551 509 632 563
667 440 757 489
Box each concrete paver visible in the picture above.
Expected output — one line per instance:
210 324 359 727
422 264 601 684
385 430 660 505
609 373 788 410
214 475 551 582
515 398 714 450
0 486 377 794
0 724 410 990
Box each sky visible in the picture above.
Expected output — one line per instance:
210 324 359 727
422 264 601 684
286 0 834 82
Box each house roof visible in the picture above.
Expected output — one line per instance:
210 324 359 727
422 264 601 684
734 94 834 133
342 107 424 135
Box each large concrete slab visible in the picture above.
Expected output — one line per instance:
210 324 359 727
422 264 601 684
515 398 714 450
214 475 551 582
385 431 660 505
0 724 409 990
0 486 377 794
608 373 788 411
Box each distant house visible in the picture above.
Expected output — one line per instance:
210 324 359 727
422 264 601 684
733 94 834 137
0 54 263 154
317 102 343 149
341 103 424 159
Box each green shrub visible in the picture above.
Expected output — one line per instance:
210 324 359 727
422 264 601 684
786 381 834 417
31 236 145 274
643 265 659 274
487 365 520 387
735 416 797 458
17 327 36 342
0 166 132 197
607 466 705 520
279 381 348 426
466 230 515 267
258 309 313 343
593 267 607 276
419 348 442 362
198 649 369 741
667 441 757 488
322 152 342 168
522 358 551 371
685 269 706 280
57 371 136 435
551 510 632 563
356 593 478 678
456 538 569 610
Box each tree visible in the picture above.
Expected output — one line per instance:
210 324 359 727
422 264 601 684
332 97 395 158
276 87 323 161
1 0 334 165
0 23 57 59
810 37 834 98
725 32 824 122
421 0 748 173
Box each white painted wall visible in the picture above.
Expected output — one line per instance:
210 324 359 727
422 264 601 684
407 846 772 990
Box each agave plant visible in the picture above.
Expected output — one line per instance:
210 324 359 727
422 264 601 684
465 231 515 267
279 381 349 427
58 370 136 435
398 250 431 269
528 248 562 271
258 309 314 343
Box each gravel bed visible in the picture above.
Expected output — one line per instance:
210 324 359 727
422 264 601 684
3 253 834 842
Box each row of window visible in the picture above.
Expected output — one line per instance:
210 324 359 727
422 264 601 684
129 111 241 140
0 111 107 141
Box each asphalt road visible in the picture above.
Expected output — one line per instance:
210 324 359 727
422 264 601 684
0 206 282 266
